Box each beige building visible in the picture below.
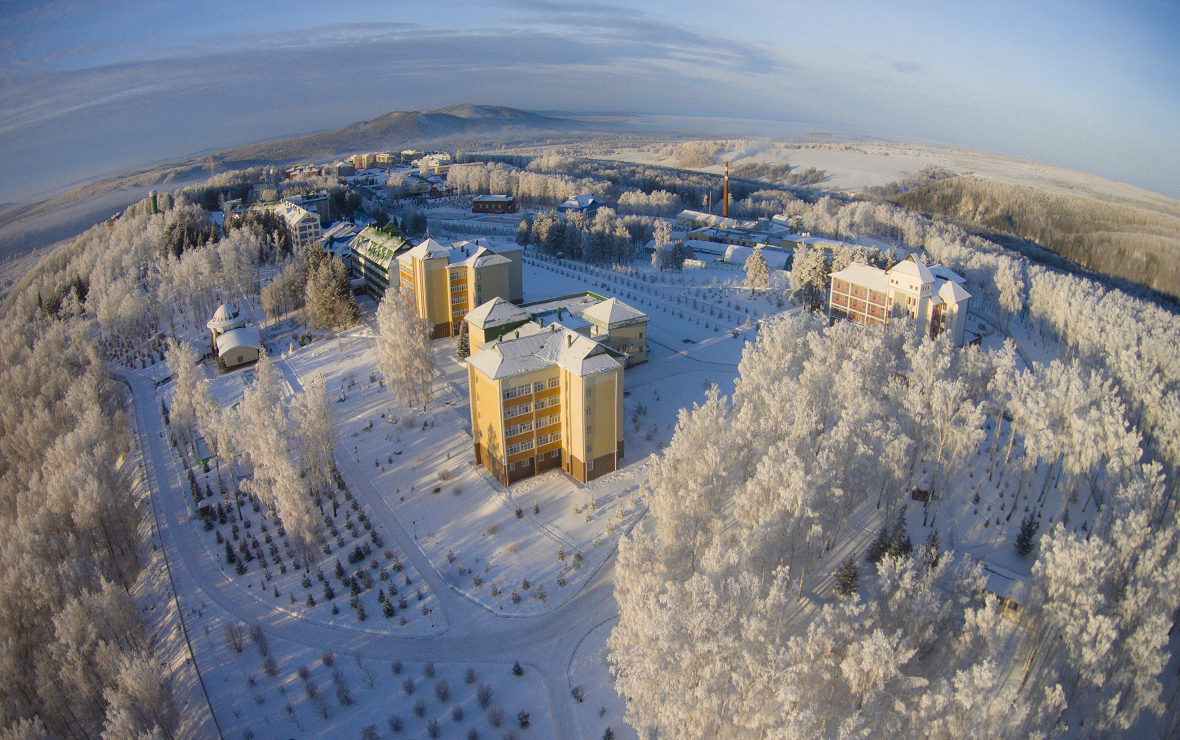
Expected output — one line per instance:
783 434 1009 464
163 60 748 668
275 201 322 250
397 238 523 338
828 255 972 345
579 298 649 367
206 304 261 370
467 325 625 485
463 297 533 347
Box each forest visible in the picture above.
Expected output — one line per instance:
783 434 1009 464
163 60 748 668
893 176 1180 301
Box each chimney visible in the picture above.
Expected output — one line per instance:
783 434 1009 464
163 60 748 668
567 335 572 348
722 162 729 219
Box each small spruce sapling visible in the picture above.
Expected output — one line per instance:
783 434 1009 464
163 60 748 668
1015 513 1039 556
835 557 859 597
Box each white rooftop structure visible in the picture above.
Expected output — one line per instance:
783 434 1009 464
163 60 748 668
215 326 262 359
465 297 531 331
466 325 621 380
207 303 245 333
580 297 648 330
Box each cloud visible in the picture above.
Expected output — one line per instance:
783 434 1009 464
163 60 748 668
891 61 924 75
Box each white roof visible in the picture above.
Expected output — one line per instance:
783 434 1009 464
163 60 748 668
579 297 647 329
889 255 935 285
938 280 972 304
472 195 514 202
929 265 966 284
831 262 889 293
216 326 262 357
466 325 620 380
405 238 450 260
465 297 531 330
207 303 245 332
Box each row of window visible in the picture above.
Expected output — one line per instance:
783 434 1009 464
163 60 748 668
506 439 534 456
537 431 560 446
506 420 533 438
450 283 465 293
504 402 531 419
538 413 559 428
502 384 531 401
535 395 558 410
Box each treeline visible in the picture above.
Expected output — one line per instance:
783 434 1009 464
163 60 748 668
452 155 809 216
861 163 957 198
895 176 1180 300
612 310 1179 737
0 284 175 734
515 209 638 264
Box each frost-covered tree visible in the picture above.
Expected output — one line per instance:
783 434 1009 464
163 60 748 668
376 286 435 411
292 375 337 514
789 247 829 312
164 339 202 444
743 247 769 293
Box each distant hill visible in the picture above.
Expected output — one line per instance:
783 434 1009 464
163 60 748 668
208 104 574 165
894 176 1180 301
0 105 591 265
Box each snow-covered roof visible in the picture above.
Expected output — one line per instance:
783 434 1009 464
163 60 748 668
938 279 972 304
831 262 889 293
472 195 514 203
352 227 408 267
466 325 621 380
929 265 966 284
459 246 512 269
557 194 604 211
890 255 935 285
216 326 262 357
207 303 245 332
579 297 647 329
465 297 530 330
405 238 450 260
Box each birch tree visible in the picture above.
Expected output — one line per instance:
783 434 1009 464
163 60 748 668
376 286 434 411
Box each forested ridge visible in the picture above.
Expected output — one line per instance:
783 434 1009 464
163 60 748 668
894 176 1180 301
0 169 363 738
611 182 1180 738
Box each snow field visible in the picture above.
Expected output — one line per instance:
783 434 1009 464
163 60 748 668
197 606 553 740
568 619 638 740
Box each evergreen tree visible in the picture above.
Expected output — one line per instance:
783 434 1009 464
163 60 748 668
456 321 470 360
744 246 770 293
866 526 890 564
835 556 859 597
1015 514 1039 556
888 505 913 558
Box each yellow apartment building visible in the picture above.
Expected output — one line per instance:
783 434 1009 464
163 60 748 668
466 325 625 485
397 238 523 339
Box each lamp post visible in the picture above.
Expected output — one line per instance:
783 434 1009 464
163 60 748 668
413 520 417 540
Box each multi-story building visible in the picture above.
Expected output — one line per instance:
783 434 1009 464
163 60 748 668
467 324 625 485
281 193 329 223
472 195 517 214
828 255 973 345
351 226 408 298
275 201 322 250
579 298 649 366
350 153 377 170
466 293 649 366
396 238 523 338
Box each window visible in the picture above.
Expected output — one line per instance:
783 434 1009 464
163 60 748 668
506 439 534 456
551 450 560 459
586 406 592 416
505 402 532 419
586 424 592 435
548 377 560 389
534 381 545 393
450 271 461 281
451 284 464 293
508 462 515 472
538 414 559 428
502 384 532 401
452 295 466 305
586 460 594 471
506 421 533 437
586 388 592 397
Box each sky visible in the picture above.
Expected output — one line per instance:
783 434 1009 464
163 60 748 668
0 0 1178 203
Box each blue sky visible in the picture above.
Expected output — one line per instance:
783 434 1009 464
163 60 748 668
1 0 1177 202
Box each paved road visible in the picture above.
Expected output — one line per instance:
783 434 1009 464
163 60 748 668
117 365 624 739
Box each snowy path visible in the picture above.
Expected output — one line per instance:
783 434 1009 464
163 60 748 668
117 366 625 739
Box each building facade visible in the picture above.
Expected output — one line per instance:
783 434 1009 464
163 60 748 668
472 195 517 214
275 201 322 250
467 326 625 485
394 239 523 338
351 226 409 298
828 255 972 345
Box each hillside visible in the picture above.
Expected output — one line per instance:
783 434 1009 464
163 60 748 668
895 176 1180 300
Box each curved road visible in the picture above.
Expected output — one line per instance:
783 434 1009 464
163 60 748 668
118 367 623 739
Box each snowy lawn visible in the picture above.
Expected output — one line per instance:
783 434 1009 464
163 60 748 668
198 609 553 740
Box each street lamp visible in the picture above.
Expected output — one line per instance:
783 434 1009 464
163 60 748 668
413 520 417 540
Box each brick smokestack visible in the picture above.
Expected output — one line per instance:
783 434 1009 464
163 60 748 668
723 161 729 219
